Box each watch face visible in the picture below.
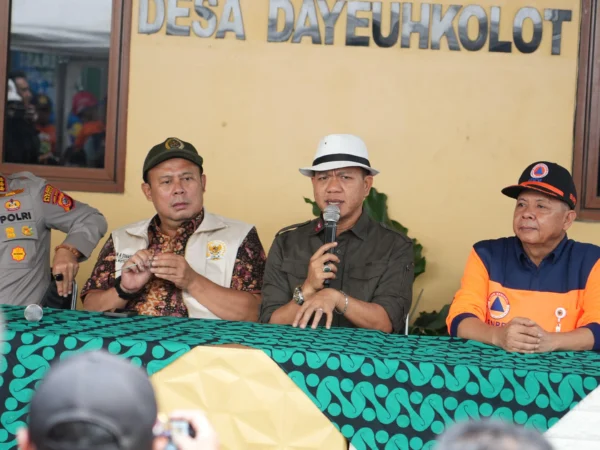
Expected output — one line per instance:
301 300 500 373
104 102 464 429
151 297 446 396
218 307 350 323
293 287 304 305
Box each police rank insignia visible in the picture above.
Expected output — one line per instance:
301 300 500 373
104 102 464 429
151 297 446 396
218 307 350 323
5 199 20 211
165 138 185 150
0 189 24 198
206 240 227 260
11 246 26 261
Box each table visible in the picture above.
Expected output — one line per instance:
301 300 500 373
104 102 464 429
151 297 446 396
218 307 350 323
1 305 599 449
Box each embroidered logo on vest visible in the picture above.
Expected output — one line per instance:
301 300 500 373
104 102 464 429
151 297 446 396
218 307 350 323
207 240 227 260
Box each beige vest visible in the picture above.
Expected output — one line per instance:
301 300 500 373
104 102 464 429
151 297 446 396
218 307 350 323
111 210 253 319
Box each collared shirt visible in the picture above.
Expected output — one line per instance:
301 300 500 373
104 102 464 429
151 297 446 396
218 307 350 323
259 210 414 333
447 236 600 350
81 212 266 317
0 172 107 305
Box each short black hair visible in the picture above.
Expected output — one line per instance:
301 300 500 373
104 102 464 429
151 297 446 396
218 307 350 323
9 70 27 82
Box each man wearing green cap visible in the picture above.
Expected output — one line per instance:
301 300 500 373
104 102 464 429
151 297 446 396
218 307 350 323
82 137 266 320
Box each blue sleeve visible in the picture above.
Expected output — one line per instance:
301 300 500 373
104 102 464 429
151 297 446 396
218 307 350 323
450 313 478 337
582 323 600 351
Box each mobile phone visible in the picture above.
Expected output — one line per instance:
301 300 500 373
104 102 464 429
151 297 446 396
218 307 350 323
170 419 194 438
164 419 195 450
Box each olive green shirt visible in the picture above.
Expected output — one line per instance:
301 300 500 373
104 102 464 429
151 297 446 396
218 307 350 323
260 211 414 333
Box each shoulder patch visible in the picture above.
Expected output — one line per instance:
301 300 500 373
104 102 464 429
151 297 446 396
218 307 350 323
42 184 75 212
379 222 411 242
276 220 312 236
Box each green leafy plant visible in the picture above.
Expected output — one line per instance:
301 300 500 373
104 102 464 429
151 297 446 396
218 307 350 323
304 187 426 279
408 303 450 336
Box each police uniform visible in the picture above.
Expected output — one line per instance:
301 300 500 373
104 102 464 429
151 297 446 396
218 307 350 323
0 172 107 305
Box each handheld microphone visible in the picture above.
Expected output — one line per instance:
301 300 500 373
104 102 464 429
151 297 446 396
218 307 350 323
323 204 340 287
24 304 43 322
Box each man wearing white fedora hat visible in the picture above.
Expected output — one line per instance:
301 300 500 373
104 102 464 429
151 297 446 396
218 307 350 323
259 134 414 333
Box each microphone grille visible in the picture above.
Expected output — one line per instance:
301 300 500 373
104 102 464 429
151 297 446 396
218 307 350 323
24 304 43 322
323 204 341 223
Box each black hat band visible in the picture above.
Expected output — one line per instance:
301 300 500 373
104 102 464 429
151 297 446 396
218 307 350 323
312 153 371 167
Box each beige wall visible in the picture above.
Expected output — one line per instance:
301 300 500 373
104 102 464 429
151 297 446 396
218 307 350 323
57 0 597 314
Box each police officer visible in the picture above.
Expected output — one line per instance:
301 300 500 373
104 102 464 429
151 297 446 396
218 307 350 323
0 171 107 305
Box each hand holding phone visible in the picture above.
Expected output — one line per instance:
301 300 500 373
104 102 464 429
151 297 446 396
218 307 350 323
155 410 219 450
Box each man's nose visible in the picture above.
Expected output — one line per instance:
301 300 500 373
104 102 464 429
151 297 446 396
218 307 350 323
326 176 342 192
522 205 535 218
173 180 185 193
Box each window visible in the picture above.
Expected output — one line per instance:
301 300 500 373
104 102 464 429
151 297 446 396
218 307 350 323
573 0 600 219
0 0 131 193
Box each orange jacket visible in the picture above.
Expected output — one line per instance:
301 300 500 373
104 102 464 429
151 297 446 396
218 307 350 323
447 237 600 349
74 120 105 150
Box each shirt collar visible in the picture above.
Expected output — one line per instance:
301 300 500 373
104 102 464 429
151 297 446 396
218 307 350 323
515 234 568 266
309 209 369 241
149 209 205 237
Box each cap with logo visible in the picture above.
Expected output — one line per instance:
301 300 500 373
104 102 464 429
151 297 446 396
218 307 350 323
501 161 577 209
142 137 204 182
28 350 157 450
33 93 53 110
299 134 379 177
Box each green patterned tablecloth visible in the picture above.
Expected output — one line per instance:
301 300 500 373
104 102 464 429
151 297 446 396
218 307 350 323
1 305 600 449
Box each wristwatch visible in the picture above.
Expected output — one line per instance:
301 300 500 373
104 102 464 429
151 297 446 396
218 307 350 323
293 285 305 305
114 276 141 301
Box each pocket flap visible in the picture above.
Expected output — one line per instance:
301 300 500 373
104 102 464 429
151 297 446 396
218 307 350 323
349 262 387 280
281 261 308 278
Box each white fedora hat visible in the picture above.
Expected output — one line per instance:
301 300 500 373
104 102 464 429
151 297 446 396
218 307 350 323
299 134 380 177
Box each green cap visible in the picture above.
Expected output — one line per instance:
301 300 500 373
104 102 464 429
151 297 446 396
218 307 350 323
142 137 204 182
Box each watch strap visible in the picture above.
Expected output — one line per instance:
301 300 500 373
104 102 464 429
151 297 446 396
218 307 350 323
114 276 142 301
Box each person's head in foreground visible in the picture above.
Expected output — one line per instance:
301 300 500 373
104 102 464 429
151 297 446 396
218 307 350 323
18 350 219 450
436 419 553 450
18 350 157 450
